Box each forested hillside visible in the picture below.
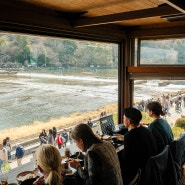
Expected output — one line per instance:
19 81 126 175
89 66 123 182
0 33 118 69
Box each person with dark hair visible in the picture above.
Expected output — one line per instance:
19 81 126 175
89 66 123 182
146 101 174 153
55 132 64 149
0 144 8 172
52 127 57 140
15 143 25 166
87 118 93 128
68 123 123 185
3 137 12 161
62 129 69 147
48 129 55 145
39 129 47 145
120 107 157 185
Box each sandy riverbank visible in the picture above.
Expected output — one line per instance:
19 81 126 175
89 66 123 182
0 104 118 143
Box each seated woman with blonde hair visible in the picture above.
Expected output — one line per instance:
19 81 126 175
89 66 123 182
33 144 63 185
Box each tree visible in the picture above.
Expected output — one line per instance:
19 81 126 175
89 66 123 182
58 40 77 66
175 118 185 130
12 35 31 65
76 43 112 67
0 37 9 65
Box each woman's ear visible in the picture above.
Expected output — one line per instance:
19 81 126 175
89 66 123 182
79 138 84 145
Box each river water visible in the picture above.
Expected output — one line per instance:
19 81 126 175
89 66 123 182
0 73 118 130
0 74 184 131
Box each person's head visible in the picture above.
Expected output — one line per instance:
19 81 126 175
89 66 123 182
49 129 53 134
5 137 10 141
57 132 61 137
35 144 62 185
70 123 101 152
146 101 165 117
16 143 20 148
123 107 142 128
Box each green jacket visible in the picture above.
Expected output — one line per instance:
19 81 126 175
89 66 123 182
148 118 174 153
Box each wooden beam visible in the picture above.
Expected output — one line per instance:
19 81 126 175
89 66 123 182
0 1 71 28
161 0 185 13
73 5 180 28
0 0 129 42
129 25 185 38
128 66 185 74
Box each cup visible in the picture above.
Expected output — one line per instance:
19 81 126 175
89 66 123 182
64 148 70 158
1 178 8 185
1 172 8 185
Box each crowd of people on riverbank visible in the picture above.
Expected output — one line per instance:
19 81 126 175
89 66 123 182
39 127 73 149
134 90 185 117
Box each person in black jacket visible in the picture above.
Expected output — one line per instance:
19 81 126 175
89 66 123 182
52 127 57 140
120 107 158 185
39 129 47 145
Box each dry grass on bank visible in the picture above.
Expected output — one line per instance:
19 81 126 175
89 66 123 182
0 104 118 144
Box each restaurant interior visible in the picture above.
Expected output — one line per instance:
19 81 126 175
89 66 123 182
0 0 185 184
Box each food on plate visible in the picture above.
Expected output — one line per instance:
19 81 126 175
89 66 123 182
16 171 36 183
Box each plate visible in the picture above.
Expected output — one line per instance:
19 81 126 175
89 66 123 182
112 135 124 141
16 171 36 184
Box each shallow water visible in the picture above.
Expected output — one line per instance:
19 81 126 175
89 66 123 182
0 73 118 130
134 80 185 101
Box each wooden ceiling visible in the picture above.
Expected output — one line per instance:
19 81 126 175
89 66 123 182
0 0 185 41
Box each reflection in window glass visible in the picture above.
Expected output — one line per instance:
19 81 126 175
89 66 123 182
0 33 118 140
134 80 185 138
140 39 185 65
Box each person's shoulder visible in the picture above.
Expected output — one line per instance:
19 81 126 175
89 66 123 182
137 125 148 131
125 129 136 139
148 120 157 128
138 126 155 136
160 118 169 123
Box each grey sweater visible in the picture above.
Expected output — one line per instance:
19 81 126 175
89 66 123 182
77 141 123 185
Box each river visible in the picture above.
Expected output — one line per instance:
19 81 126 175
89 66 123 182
0 73 118 130
0 73 184 131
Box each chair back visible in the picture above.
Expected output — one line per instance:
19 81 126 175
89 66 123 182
170 134 185 183
143 145 177 185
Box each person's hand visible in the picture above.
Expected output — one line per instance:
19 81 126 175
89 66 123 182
33 176 45 185
68 158 81 169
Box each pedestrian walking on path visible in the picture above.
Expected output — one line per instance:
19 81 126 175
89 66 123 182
55 133 64 149
0 144 8 172
3 137 12 162
15 143 25 167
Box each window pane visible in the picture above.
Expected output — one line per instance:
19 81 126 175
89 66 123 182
0 33 118 138
140 39 185 65
134 80 185 138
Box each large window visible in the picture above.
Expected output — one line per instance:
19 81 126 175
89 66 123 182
131 37 185 138
133 79 185 136
0 33 118 140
